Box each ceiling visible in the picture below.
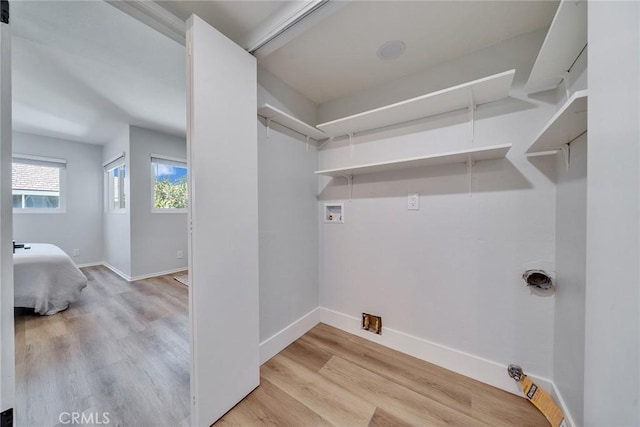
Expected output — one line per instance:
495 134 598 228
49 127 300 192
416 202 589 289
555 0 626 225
11 0 558 144
258 1 559 104
12 1 185 144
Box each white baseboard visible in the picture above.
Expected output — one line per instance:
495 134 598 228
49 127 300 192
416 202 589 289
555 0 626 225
100 262 187 282
259 307 320 364
102 262 132 281
129 266 187 282
318 307 554 397
75 261 104 268
550 382 577 427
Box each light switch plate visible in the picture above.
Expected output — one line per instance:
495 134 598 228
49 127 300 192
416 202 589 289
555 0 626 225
408 193 419 210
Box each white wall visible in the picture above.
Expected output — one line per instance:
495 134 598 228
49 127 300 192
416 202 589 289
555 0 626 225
551 47 588 426
257 69 320 342
13 131 103 265
258 66 316 125
553 133 586 427
102 126 131 277
318 29 558 380
585 2 640 425
129 126 187 278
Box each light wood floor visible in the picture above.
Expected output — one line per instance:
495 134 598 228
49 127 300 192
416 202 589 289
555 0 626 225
15 265 190 426
218 323 548 426
16 265 547 427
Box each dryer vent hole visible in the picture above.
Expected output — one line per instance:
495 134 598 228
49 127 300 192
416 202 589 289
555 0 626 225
522 270 553 290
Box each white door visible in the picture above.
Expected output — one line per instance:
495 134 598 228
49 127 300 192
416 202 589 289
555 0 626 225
0 6 13 425
186 15 259 427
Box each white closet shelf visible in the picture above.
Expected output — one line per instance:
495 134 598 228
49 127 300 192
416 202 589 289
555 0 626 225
525 0 587 94
527 90 587 154
316 70 515 138
315 144 512 178
257 103 328 141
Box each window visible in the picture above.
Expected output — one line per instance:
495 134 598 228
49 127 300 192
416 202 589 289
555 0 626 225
106 162 126 211
151 155 187 212
12 155 66 212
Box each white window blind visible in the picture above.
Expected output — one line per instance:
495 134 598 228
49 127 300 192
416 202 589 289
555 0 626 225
13 154 67 168
151 155 186 167
103 152 125 170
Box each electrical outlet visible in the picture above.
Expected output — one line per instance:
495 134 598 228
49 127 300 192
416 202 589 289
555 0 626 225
408 193 419 210
72 249 80 257
177 251 183 259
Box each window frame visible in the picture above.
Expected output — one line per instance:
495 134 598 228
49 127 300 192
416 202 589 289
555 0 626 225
104 155 126 214
12 154 66 214
150 154 188 214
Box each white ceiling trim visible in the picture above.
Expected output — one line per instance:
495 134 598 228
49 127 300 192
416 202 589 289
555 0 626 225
244 0 349 58
106 0 186 45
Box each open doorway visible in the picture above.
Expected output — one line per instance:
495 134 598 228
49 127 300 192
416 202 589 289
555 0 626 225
11 2 189 424
3 2 260 425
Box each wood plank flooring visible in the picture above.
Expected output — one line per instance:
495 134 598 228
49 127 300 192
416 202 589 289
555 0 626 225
16 265 547 426
218 323 548 426
15 265 190 427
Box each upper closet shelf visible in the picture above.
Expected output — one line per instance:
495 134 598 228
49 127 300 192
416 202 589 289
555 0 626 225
315 144 512 178
316 69 515 138
525 0 587 94
527 90 587 154
257 104 328 141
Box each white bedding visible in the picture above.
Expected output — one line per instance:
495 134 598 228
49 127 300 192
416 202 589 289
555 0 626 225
14 243 88 315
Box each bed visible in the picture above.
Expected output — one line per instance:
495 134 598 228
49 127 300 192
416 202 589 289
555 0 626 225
14 243 88 315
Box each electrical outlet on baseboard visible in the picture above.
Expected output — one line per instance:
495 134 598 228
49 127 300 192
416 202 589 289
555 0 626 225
177 250 183 259
72 249 80 257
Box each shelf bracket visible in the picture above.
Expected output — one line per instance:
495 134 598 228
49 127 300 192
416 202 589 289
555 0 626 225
467 156 475 197
560 144 571 170
342 175 353 201
306 135 310 152
468 91 476 146
347 133 354 159
265 118 272 139
561 72 571 101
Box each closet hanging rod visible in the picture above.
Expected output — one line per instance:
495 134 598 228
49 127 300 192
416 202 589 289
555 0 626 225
567 43 588 74
258 115 324 143
257 103 328 142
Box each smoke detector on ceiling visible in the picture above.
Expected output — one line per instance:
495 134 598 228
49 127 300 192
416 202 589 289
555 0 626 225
377 40 406 60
